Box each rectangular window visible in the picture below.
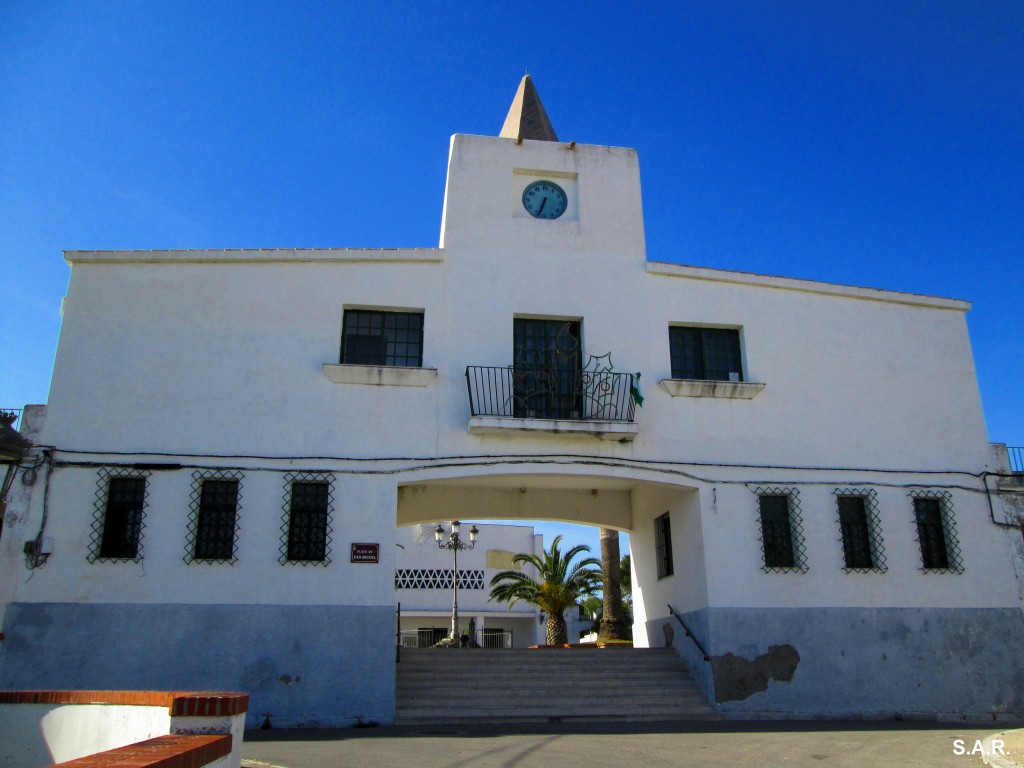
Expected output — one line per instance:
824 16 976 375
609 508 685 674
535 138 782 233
914 497 950 570
759 494 795 569
654 512 674 578
99 477 146 560
512 318 582 419
341 309 424 367
668 326 742 381
833 489 886 573
287 481 330 562
837 496 874 570
194 479 239 561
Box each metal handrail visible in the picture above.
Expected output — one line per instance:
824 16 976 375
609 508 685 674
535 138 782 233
667 604 711 662
465 365 636 422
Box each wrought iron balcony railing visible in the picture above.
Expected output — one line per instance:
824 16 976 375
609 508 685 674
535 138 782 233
466 366 637 423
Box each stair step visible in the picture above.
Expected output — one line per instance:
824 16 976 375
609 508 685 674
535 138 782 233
395 648 717 725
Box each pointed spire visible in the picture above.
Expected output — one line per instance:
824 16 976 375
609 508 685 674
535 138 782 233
499 73 558 142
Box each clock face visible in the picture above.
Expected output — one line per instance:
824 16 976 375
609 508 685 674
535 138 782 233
522 180 568 220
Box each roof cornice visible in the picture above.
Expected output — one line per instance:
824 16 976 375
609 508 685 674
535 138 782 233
646 260 970 311
63 248 444 265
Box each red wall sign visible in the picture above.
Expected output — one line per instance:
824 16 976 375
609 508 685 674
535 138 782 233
350 543 380 563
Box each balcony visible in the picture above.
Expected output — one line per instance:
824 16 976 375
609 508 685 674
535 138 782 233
465 365 639 441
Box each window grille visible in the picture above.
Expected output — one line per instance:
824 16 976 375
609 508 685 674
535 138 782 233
833 489 886 573
910 491 963 573
755 488 807 573
669 326 743 381
89 468 150 563
280 472 334 565
341 309 423 367
654 512 674 578
185 470 242 564
394 569 485 590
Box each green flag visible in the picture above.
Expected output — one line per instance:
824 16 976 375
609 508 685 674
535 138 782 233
630 372 644 407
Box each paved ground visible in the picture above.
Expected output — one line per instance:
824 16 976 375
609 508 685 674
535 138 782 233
242 720 1024 768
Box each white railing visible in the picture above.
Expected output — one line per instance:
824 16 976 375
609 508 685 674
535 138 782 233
399 629 513 649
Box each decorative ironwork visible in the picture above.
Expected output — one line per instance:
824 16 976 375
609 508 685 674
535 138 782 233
184 470 242 565
88 468 150 563
754 487 808 573
394 568 485 590
279 472 334 566
909 490 964 574
833 488 887 573
466 360 637 422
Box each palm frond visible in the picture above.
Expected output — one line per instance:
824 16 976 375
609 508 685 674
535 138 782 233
488 534 603 617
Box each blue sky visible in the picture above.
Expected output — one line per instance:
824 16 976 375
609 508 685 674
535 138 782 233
2 1 1022 555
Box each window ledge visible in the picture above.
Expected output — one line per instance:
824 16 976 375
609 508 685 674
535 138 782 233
468 416 638 442
659 378 766 399
323 364 437 387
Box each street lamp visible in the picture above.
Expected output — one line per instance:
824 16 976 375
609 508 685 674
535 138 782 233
435 521 479 645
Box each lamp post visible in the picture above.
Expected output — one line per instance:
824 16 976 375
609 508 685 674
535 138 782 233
434 520 479 645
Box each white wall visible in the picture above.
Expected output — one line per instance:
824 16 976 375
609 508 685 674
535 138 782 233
0 703 169 768
395 522 540 614
5 132 1006 627
630 484 708 648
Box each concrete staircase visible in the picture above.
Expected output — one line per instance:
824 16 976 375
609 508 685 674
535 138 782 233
394 647 718 725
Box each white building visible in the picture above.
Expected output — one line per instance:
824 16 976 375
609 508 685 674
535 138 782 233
395 522 544 649
2 75 1023 726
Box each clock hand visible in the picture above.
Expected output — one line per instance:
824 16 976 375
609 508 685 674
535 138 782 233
538 197 547 214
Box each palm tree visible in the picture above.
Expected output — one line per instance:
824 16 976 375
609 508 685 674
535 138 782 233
620 553 633 614
489 535 601 645
598 528 629 642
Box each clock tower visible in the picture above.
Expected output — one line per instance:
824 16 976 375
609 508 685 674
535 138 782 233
438 74 647 265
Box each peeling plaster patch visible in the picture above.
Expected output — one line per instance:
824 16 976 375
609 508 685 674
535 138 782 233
713 644 800 702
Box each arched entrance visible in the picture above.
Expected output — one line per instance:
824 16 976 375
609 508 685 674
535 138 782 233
392 467 717 723
395 467 709 652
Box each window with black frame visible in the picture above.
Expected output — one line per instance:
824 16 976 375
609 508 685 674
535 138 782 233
759 494 795 569
285 480 331 564
654 512 674 578
512 318 581 419
913 496 952 570
98 476 147 560
341 309 423 367
669 326 743 381
832 489 886 573
193 479 240 562
837 496 873 570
